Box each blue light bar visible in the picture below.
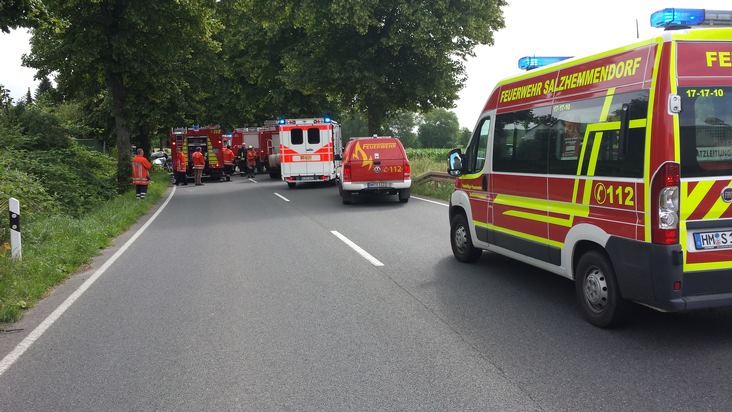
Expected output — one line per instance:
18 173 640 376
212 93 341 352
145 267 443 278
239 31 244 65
324 116 332 123
651 8 705 27
278 118 285 125
518 56 573 71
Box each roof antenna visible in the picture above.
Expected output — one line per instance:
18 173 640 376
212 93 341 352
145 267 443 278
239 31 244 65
636 19 640 39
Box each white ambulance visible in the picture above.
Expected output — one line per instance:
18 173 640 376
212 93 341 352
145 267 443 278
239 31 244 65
277 117 343 188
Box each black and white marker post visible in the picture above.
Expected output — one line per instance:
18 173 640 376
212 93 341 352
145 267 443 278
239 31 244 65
9 197 21 260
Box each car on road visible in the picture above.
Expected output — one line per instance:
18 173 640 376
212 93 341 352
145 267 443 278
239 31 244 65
336 136 411 204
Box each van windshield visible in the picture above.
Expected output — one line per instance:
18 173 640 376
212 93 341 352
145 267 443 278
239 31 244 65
679 86 732 178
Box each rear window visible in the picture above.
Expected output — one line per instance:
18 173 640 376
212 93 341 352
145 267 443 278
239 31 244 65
679 86 732 177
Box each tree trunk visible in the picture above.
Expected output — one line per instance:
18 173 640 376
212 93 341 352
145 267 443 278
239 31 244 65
111 79 132 193
366 95 384 136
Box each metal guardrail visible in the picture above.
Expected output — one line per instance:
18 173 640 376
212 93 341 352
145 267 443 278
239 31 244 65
413 171 454 187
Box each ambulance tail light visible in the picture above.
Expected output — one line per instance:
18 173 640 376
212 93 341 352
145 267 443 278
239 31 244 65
343 163 352 182
651 8 732 28
651 163 680 245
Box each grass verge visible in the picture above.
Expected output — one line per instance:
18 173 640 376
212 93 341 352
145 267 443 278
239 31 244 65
409 156 453 202
0 169 170 323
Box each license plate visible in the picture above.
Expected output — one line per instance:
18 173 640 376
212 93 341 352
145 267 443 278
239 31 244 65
367 182 390 188
298 176 315 181
693 231 732 250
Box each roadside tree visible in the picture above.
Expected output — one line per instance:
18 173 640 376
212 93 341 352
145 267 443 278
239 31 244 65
242 0 506 135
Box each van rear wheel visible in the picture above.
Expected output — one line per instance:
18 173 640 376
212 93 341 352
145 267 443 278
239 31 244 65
575 250 631 328
398 188 410 203
450 214 482 263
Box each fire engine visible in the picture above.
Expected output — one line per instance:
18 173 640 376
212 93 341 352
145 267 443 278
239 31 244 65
447 7 732 327
170 125 225 181
231 121 279 176
275 117 343 188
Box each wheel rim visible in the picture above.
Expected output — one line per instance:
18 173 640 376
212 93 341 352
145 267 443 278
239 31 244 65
583 267 608 314
454 224 469 254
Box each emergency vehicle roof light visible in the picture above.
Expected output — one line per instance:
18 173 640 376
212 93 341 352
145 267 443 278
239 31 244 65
324 116 332 123
518 56 573 71
278 118 286 125
651 8 732 28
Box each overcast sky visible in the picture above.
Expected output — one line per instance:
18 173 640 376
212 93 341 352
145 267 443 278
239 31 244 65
1 1 729 129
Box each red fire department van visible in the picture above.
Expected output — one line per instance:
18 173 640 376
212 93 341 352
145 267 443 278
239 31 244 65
170 125 225 181
276 117 342 188
447 8 732 327
336 136 411 204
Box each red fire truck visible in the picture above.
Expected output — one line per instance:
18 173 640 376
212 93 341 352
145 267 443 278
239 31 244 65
231 121 279 176
170 125 225 181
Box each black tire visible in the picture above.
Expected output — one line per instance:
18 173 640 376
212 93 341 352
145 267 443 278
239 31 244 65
575 250 631 328
339 183 352 204
398 188 410 203
450 214 482 263
287 182 296 189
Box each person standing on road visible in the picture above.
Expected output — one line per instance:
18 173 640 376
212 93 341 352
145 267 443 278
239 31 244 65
237 145 247 177
246 145 257 178
132 148 152 200
174 147 188 186
223 145 235 182
192 147 205 186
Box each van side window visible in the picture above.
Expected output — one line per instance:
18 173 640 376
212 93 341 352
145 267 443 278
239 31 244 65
493 106 552 174
548 91 647 178
307 128 320 145
464 118 491 174
291 129 304 145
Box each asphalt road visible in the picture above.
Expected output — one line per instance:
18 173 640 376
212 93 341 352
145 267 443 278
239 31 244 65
1 174 731 411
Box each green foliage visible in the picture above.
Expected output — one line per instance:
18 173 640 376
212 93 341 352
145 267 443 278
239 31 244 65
240 0 506 133
0 0 50 33
384 111 420 148
406 148 450 163
418 108 460 148
0 158 58 246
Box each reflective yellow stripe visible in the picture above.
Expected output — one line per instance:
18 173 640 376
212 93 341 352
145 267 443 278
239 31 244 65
473 220 564 248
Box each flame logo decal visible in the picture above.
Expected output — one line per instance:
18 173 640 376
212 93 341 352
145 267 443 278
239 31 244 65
353 142 373 171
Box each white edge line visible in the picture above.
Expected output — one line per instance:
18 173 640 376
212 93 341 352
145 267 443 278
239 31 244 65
412 196 448 207
331 230 384 267
274 193 290 202
0 186 177 377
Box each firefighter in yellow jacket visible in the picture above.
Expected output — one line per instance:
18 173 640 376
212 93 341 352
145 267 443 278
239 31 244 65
132 148 152 199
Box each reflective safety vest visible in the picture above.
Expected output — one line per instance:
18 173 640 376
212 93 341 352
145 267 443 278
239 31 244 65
246 149 256 167
192 151 205 170
223 148 235 166
176 152 187 173
132 155 151 186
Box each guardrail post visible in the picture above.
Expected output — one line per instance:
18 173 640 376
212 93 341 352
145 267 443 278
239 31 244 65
9 197 21 260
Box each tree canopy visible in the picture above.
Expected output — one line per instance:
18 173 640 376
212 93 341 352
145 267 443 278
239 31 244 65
16 0 506 184
242 0 506 134
24 0 222 191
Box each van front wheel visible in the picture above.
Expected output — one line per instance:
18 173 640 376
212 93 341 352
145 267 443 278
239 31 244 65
575 250 631 328
450 214 482 263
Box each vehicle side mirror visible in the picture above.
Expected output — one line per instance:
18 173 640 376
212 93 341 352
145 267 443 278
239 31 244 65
447 149 463 176
334 154 342 161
